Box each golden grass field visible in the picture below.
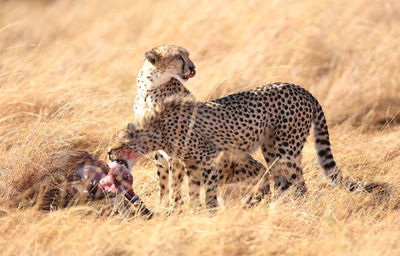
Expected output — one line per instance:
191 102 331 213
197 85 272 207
1 0 400 255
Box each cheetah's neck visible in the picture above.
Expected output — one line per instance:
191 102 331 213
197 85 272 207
136 63 180 94
135 64 189 120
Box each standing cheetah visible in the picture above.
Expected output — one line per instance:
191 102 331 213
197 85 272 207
133 45 269 207
109 83 387 209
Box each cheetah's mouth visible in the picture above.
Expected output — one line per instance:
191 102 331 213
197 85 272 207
182 69 196 80
115 159 128 169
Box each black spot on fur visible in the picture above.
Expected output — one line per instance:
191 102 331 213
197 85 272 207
188 165 198 170
191 180 201 186
323 161 336 169
318 150 328 157
319 139 330 145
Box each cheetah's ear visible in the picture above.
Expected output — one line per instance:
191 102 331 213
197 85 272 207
145 50 160 65
126 123 137 139
127 123 135 132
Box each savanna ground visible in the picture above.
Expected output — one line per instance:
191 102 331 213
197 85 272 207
0 0 400 255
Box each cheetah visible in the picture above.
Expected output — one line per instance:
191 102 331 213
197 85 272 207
109 83 388 210
133 45 269 207
8 149 152 217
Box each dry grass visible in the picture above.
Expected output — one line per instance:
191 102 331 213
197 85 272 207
0 0 400 255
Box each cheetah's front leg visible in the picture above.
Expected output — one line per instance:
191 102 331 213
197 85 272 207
185 159 219 211
185 162 202 209
202 164 219 210
170 159 185 209
154 151 171 208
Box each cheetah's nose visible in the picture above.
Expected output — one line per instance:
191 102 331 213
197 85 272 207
189 65 195 72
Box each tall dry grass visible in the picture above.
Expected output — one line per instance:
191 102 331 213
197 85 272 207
0 0 399 255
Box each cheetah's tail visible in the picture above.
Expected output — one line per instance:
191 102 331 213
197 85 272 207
312 103 391 195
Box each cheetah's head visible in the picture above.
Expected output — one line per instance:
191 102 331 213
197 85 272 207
143 45 196 85
107 123 151 171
